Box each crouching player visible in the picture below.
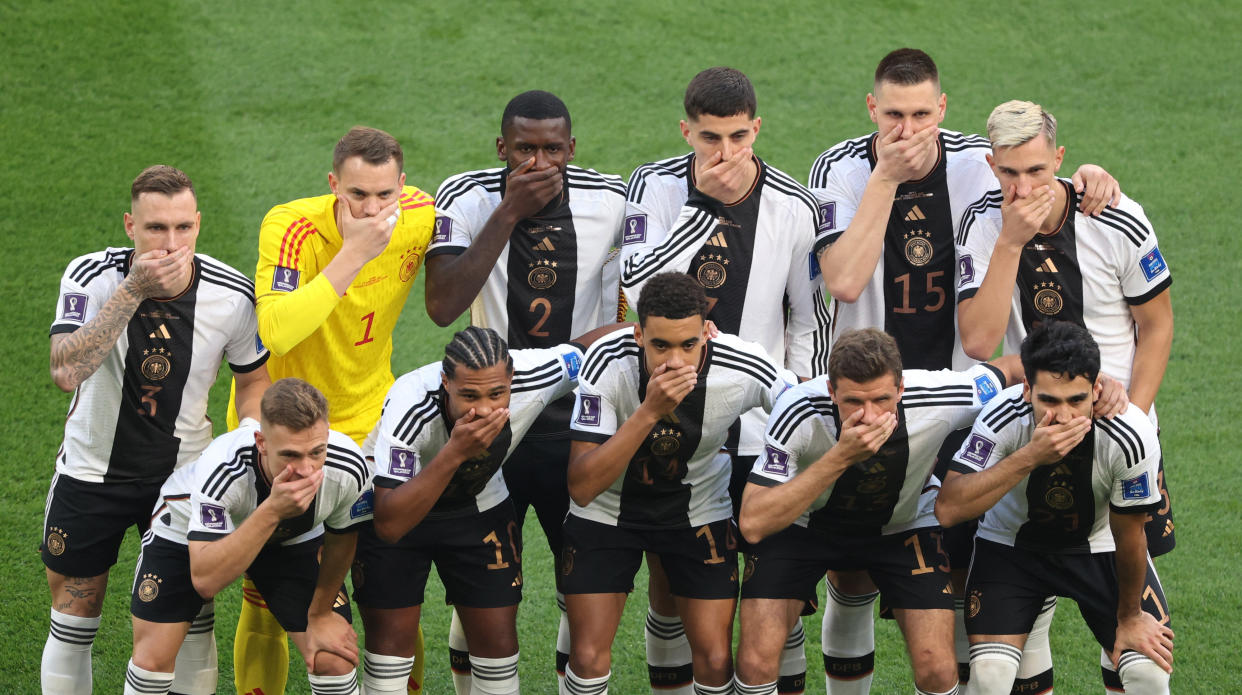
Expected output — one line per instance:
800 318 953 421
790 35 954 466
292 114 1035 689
734 329 1022 695
936 320 1173 694
128 378 369 695
356 324 618 694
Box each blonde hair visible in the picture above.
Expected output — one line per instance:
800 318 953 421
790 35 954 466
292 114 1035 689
986 100 1057 148
260 378 328 431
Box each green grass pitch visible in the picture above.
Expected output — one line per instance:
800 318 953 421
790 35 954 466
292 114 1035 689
2 1 1239 692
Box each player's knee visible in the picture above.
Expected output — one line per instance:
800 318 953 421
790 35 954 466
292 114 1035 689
569 642 612 676
694 644 734 681
1118 655 1170 695
910 650 958 693
310 650 355 676
131 649 177 676
734 645 778 685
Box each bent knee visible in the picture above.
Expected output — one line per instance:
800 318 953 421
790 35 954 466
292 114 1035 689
911 652 958 691
311 651 355 676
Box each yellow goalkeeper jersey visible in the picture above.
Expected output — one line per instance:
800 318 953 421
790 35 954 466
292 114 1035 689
228 187 434 442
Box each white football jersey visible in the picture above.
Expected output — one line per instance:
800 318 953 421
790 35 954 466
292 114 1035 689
622 154 831 454
367 345 584 517
429 165 626 347
50 250 268 484
808 130 996 371
750 363 1006 535
569 327 795 529
956 181 1172 394
150 424 372 547
951 386 1163 554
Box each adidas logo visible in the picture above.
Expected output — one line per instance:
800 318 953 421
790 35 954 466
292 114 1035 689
148 324 171 339
1033 258 1059 273
904 205 927 222
705 231 728 247
532 237 556 252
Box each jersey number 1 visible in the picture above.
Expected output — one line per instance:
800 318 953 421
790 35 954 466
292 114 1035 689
355 311 376 346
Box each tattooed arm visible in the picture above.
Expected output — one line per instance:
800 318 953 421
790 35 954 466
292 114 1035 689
50 247 193 392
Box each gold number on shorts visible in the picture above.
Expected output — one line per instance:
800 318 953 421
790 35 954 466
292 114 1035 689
695 524 726 565
904 533 935 575
483 530 510 570
1143 584 1170 625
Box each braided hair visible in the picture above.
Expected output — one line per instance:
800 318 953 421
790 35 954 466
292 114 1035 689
442 326 513 379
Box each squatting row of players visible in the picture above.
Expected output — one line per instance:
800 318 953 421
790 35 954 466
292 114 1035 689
40 48 1176 695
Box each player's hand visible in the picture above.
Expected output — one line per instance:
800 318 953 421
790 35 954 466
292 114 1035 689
447 407 510 460
266 465 323 519
695 147 754 204
641 362 697 418
832 407 897 465
1112 612 1174 673
125 247 194 299
1072 164 1122 217
337 194 400 265
999 183 1055 247
500 157 564 220
304 610 360 669
1092 374 1128 420
1024 410 1091 466
872 121 939 184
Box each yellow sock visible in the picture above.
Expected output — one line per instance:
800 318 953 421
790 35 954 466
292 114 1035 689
406 624 425 693
234 576 289 695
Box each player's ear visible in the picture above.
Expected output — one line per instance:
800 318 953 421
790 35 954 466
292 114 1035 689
567 136 576 162
679 119 692 144
398 172 406 190
1054 146 1066 172
496 136 507 162
752 116 761 136
866 93 879 124
253 428 265 455
123 212 136 240
1022 378 1032 403
633 321 644 348
937 92 947 123
327 171 339 194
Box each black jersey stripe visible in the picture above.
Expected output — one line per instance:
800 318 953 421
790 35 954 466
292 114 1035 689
905 399 974 408
1097 417 1146 467
436 172 503 211
394 398 440 445
567 167 626 196
513 358 561 382
956 189 1003 245
808 136 871 188
199 263 256 302
765 167 821 216
941 132 990 147
712 355 779 389
582 334 638 383
811 287 832 376
769 396 835 444
326 447 368 491
205 463 250 502
73 251 129 287
201 449 251 499
984 399 1032 432
511 373 561 394
711 343 779 381
620 207 716 286
1094 208 1152 248
1107 414 1147 461
198 256 253 291
982 395 1029 428
392 393 436 441
626 155 692 203
905 384 976 394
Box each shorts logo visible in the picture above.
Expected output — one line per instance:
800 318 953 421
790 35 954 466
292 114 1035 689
974 374 998 404
743 553 757 583
561 351 581 381
272 266 300 292
960 434 995 467
623 214 646 245
762 445 790 476
1122 472 1151 500
967 589 982 618
389 448 416 479
137 573 162 602
61 293 88 322
819 202 836 232
576 394 601 427
958 255 975 287
350 489 374 519
560 545 575 576
199 503 227 530
432 216 453 244
46 527 67 556
1140 247 1167 281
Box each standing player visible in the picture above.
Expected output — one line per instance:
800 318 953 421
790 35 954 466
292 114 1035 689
806 49 1119 693
954 100 1174 691
355 325 617 694
733 328 1021 695
424 90 625 690
127 378 370 695
42 165 270 695
936 321 1173 694
623 67 829 694
227 126 436 695
562 272 796 695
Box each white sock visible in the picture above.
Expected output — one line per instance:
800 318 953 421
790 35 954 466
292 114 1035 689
916 684 959 695
557 593 571 692
362 650 414 694
42 608 99 695
306 670 359 695
822 583 877 695
778 620 806 694
470 653 520 695
450 608 473 695
563 665 609 695
1012 597 1055 694
646 607 693 693
966 642 1021 695
733 675 778 695
694 679 734 694
171 603 217 695
1116 651 1169 695
124 658 174 695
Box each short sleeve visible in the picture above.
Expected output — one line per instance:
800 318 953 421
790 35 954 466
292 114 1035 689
808 156 865 246
1102 409 1164 514
225 300 269 373
429 173 493 256
187 460 244 541
50 253 111 336
370 376 435 489
749 389 823 487
950 394 1022 474
569 375 619 443
955 208 1002 302
1112 203 1171 304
